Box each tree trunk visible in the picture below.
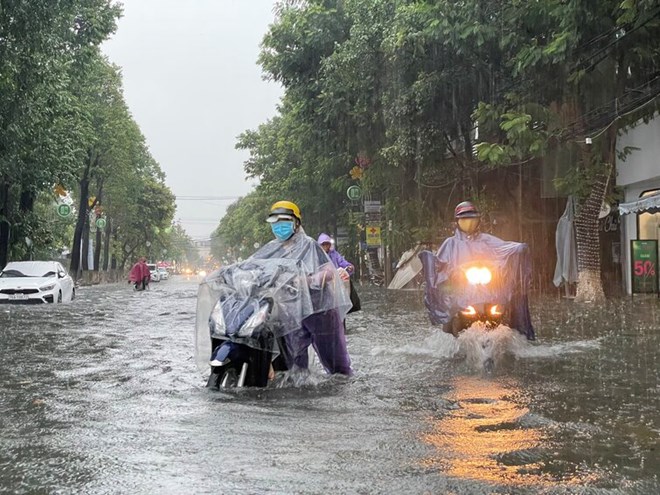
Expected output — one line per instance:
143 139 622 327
82 218 90 271
574 166 611 302
102 219 112 271
0 181 10 268
70 161 92 280
92 181 104 271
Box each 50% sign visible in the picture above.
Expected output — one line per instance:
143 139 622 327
633 260 656 277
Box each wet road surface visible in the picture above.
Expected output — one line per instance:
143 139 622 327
1 277 658 494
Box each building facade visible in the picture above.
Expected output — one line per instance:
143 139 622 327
616 115 660 294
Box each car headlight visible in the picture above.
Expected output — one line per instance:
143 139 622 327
40 284 56 292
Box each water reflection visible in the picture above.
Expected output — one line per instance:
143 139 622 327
421 376 549 487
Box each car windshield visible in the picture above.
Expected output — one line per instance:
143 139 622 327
0 269 28 278
0 265 57 278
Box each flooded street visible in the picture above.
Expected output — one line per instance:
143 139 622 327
1 277 659 494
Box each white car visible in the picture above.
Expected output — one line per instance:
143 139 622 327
147 263 160 282
158 267 169 280
0 261 75 304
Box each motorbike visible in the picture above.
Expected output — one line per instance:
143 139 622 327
197 259 309 389
207 296 276 388
443 262 508 337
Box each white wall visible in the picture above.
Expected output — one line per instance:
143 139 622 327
617 117 660 187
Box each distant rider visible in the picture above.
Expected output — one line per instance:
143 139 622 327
317 233 361 314
317 233 353 277
430 201 535 339
251 201 353 375
129 257 150 291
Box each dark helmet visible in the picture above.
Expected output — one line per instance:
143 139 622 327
454 201 481 219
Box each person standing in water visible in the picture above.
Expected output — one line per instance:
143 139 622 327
251 201 354 376
128 257 151 291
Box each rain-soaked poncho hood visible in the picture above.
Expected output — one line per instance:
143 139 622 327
317 233 332 245
195 229 351 371
420 229 535 339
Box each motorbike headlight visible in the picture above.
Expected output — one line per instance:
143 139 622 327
461 305 477 317
465 267 492 285
40 284 56 292
239 304 270 337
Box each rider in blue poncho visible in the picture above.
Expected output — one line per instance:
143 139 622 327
420 201 535 340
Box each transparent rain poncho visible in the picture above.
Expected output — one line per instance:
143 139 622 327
195 229 352 371
420 228 535 339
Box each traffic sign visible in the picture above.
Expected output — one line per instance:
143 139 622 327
347 185 362 201
364 200 381 213
366 225 382 247
57 204 72 218
95 218 107 229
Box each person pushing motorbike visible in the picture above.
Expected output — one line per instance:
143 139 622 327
250 201 354 375
421 201 535 340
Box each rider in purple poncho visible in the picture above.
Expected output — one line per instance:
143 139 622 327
317 233 354 274
420 201 535 340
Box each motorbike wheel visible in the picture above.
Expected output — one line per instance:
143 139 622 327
443 317 464 337
219 368 238 389
206 364 238 389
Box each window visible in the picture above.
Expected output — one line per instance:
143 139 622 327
638 189 660 242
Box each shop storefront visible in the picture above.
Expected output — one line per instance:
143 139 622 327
616 116 660 294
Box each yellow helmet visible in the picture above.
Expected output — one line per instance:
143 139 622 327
267 200 302 223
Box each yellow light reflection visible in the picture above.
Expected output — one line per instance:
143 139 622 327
420 376 550 487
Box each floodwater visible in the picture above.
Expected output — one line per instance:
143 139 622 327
0 278 658 494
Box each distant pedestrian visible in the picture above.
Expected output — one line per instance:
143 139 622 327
129 257 150 291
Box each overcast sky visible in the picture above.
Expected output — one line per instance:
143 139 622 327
103 0 282 240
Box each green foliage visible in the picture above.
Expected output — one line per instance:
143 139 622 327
215 0 659 269
0 1 180 271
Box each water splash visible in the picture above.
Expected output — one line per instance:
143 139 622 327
372 322 600 372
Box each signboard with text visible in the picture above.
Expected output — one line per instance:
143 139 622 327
366 225 382 247
364 200 381 213
631 240 658 294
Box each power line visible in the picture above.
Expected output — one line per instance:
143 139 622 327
176 196 241 201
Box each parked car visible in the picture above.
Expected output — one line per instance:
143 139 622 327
0 261 75 304
158 267 169 280
147 263 160 282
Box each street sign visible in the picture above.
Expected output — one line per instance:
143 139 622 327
95 218 107 229
631 240 658 294
364 200 381 213
347 185 362 201
366 225 382 247
365 212 381 223
57 204 72 218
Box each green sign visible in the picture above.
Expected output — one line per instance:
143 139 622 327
346 185 362 201
95 218 107 229
57 204 72 218
631 240 658 294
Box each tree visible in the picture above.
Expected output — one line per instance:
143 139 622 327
472 0 660 301
0 1 122 268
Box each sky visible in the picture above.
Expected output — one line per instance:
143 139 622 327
103 0 282 240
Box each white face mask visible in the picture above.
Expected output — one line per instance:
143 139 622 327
457 218 480 234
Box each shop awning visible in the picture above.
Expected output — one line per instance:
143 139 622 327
618 192 660 215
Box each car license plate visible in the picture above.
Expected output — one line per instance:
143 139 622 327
9 294 28 300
